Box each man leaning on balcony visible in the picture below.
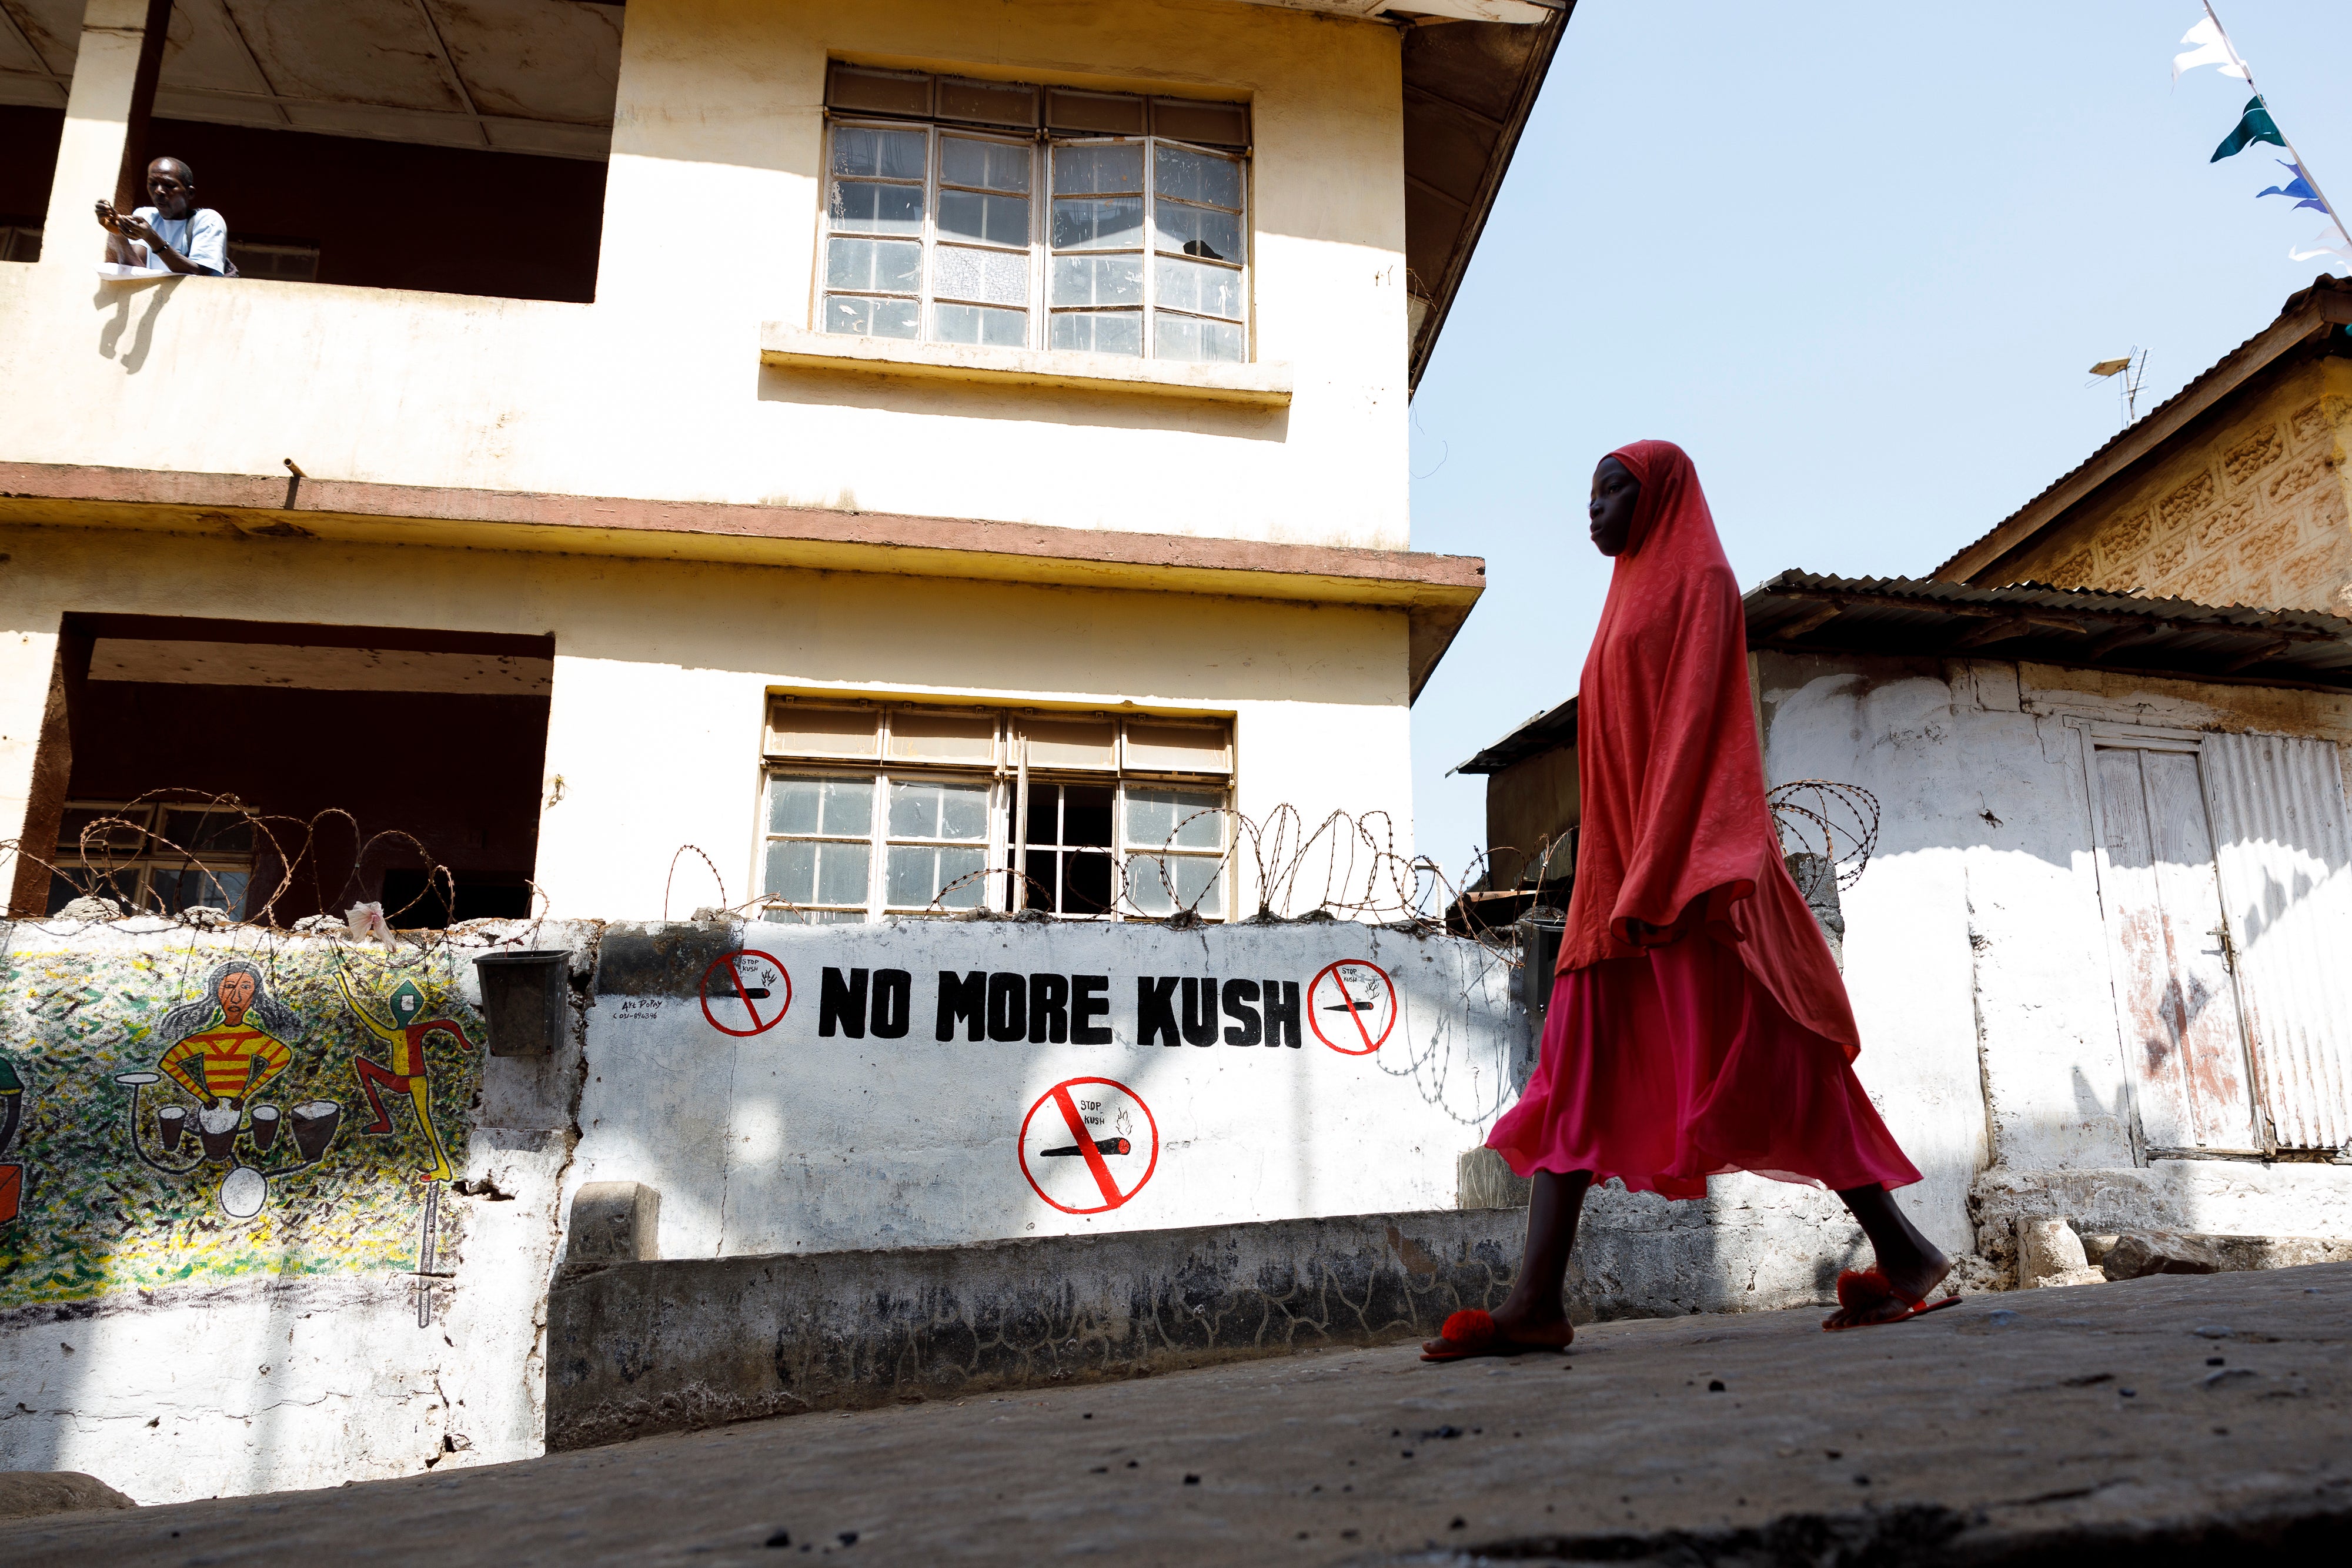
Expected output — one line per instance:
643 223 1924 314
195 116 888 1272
95 157 230 277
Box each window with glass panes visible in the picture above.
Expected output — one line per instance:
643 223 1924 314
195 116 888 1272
819 65 1251 363
46 801 258 917
759 701 1232 922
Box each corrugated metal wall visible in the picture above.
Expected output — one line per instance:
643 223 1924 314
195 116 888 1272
2202 731 2352 1150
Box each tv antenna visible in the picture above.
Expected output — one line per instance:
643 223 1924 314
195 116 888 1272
2087 350 2150 429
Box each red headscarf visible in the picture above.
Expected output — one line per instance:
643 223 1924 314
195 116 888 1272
1556 440 1860 1059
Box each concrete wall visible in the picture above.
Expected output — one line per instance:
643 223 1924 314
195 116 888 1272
0 918 590 1505
566 919 1529 1256
2003 358 2352 614
1753 648 2352 1262
0 522 1412 924
5 0 1412 549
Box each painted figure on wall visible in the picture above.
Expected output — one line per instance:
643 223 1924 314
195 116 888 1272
0 1052 22 1227
335 970 479 1182
156 959 298 1109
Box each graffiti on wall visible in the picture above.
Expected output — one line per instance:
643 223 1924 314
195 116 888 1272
0 941 486 1309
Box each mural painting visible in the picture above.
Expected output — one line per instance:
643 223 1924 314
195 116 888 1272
0 940 487 1309
0 1049 21 1229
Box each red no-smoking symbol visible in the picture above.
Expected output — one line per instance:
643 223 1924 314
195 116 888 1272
699 950 792 1037
1307 959 1397 1055
1019 1077 1159 1216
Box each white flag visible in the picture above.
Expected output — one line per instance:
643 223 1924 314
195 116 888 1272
2173 15 2250 83
2288 226 2351 265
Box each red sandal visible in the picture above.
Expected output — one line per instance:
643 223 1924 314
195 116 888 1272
1822 1268 1960 1332
1420 1309 1574 1362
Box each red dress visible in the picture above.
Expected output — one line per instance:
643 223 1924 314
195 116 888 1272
1484 440 1917 1197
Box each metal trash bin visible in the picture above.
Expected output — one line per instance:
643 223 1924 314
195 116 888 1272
472 950 570 1057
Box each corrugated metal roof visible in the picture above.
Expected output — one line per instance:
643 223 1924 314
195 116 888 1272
1932 273 2352 582
1458 570 2352 774
1453 695 1574 775
1748 571 2352 689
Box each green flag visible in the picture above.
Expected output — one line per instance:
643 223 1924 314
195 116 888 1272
2213 96 2287 163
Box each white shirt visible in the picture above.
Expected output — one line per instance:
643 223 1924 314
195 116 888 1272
133 206 228 275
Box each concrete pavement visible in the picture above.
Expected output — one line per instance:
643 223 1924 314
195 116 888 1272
4 1263 2347 1566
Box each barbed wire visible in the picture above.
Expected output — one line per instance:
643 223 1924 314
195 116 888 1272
4 783 1879 966
1766 780 1882 890
0 788 549 957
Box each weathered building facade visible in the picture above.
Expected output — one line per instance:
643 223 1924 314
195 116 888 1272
0 0 1581 1503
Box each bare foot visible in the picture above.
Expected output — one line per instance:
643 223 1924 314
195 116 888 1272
1421 1303 1574 1359
1821 1246 1954 1330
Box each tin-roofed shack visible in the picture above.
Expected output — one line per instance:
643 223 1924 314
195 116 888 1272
1458 572 2352 1278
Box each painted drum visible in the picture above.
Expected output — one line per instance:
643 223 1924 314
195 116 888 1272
217 1165 266 1219
290 1101 342 1162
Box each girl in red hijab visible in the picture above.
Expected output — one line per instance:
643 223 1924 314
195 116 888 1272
1425 441 1952 1358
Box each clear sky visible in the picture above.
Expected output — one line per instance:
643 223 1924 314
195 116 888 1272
1406 0 2352 887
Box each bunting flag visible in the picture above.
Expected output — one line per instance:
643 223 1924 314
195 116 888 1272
2256 161 2330 215
2172 5 2351 270
2210 95 2285 163
2288 228 2352 265
2172 15 2250 82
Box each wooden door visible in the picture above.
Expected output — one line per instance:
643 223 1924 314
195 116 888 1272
2090 743 2262 1155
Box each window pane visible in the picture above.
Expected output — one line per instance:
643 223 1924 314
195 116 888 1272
768 777 822 835
826 236 921 292
1126 853 1223 918
1049 310 1142 356
1050 197 1144 252
153 867 248 917
832 126 927 180
1154 256 1243 320
48 867 142 912
886 845 986 908
1064 785 1114 847
1154 143 1242 209
940 189 1031 248
888 779 990 839
764 839 817 903
1053 142 1144 194
940 136 1031 192
816 841 873 905
1065 850 1114 914
818 778 876 836
1051 253 1142 307
1127 787 1224 850
1152 203 1241 263
1154 313 1245 364
824 295 921 338
934 303 1028 346
163 810 253 856
58 805 146 851
830 180 924 235
1024 785 1061 848
934 244 1029 305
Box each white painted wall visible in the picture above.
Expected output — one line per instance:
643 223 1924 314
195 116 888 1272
1755 649 2352 1249
567 920 1525 1256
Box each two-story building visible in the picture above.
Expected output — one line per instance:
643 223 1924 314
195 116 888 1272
2 0 1566 929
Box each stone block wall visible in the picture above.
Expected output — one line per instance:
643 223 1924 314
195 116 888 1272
2006 357 2352 612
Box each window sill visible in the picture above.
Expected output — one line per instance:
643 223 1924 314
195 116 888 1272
758 325 1292 407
